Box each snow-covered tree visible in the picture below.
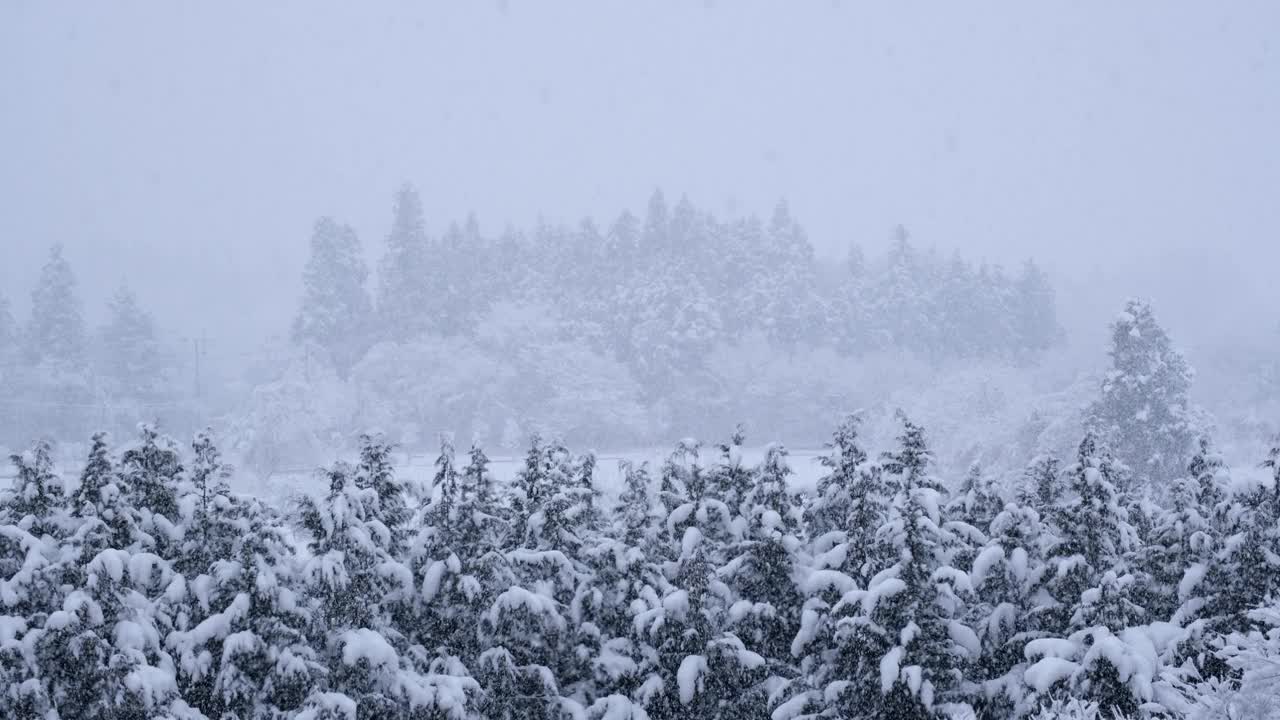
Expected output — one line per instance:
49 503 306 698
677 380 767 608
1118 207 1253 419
120 424 186 560
376 183 433 341
827 414 973 718
296 457 454 717
178 429 236 577
965 499 1051 719
355 432 413 554
1086 299 1198 490
946 464 1005 571
98 284 168 402
783 415 887 720
292 216 373 377
23 244 86 368
166 497 324 718
722 444 803 667
3 439 65 536
1041 435 1138 635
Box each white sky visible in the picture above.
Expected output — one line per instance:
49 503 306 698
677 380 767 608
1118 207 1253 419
2 1 1276 355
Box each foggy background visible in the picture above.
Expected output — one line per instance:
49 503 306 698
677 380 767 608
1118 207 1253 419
5 1 1276 345
2 0 1278 479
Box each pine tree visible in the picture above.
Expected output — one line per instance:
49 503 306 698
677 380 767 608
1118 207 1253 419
1086 299 1197 490
24 244 86 368
1025 434 1155 715
722 444 803 686
99 284 168 403
966 499 1051 719
166 496 323 718
1 440 68 624
711 424 754 521
784 415 886 720
179 429 235 577
409 436 501 663
1042 435 1137 634
296 458 450 717
355 432 411 553
831 414 972 718
1140 443 1223 626
612 439 765 719
763 200 819 350
1195 440 1280 650
3 439 65 536
69 432 139 554
36 547 188 719
376 183 433 341
0 290 15 370
1012 259 1058 355
1020 455 1063 520
120 424 185 560
945 464 1005 571
292 216 373 377
477 436 587 720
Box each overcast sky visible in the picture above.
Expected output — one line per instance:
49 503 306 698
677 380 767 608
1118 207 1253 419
2 1 1276 356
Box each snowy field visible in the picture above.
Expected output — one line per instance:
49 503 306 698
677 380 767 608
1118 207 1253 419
245 446 833 506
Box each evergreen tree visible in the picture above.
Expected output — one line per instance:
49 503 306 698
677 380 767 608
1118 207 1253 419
633 441 766 720
179 429 235 577
1 440 68 623
166 497 323 718
376 183 433 341
355 432 412 553
966 499 1051 719
710 424 753 521
831 414 973 718
0 290 15 372
1042 435 1137 633
945 464 1005 571
3 439 65 536
408 435 503 664
1020 454 1063 521
68 433 140 556
477 436 588 719
24 244 86 368
120 424 185 559
1012 259 1058 355
722 444 803 687
292 216 373 377
784 415 887 720
296 457 456 717
35 547 188 719
1026 435 1153 715
1086 299 1197 490
99 284 167 403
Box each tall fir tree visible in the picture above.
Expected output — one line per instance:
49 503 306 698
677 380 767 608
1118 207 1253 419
376 183 433 341
292 216 373 377
24 244 86 368
99 284 167 402
1086 299 1197 490
832 414 972 718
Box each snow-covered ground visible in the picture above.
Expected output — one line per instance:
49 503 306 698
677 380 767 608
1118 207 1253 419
245 445 833 506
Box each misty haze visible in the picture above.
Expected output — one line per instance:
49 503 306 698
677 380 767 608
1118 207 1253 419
2 3 1279 719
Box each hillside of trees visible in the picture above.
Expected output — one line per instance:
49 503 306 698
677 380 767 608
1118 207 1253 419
236 185 1062 471
2 400 1277 717
0 186 1061 466
0 246 198 445
3 297 1277 719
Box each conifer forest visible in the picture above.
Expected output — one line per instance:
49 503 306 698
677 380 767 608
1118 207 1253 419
4 3 1280 718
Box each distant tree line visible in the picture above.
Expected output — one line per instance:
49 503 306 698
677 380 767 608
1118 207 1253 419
292 185 1061 389
0 246 182 444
